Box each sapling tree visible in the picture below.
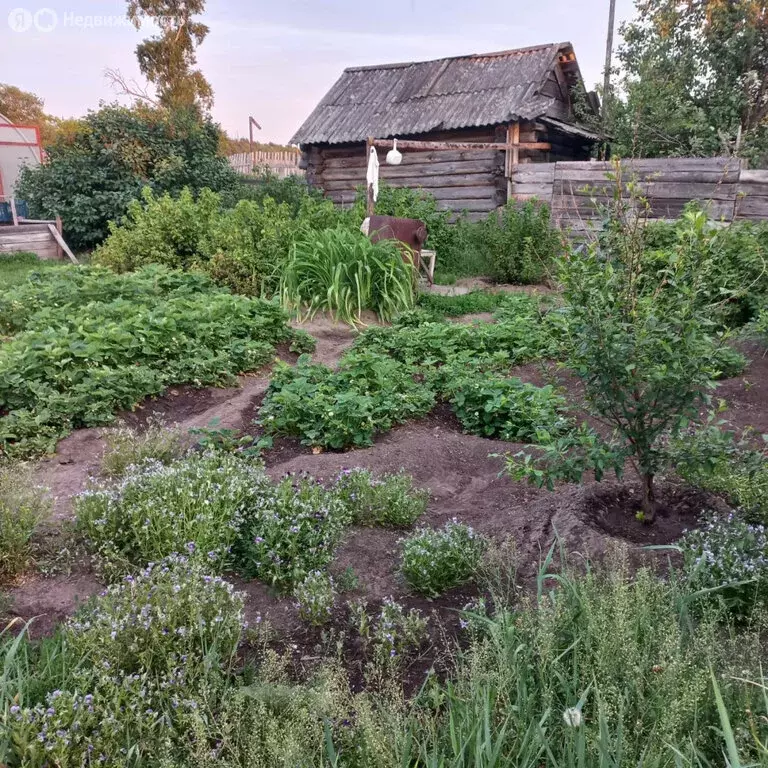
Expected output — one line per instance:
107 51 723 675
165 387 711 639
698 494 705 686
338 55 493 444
509 170 727 523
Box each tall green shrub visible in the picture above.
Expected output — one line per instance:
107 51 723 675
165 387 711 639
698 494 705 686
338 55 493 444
17 105 236 250
480 199 563 284
509 195 729 523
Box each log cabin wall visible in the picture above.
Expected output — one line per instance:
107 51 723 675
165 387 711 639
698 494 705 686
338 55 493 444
304 122 595 220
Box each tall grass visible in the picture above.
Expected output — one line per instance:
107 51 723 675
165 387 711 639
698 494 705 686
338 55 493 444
0 464 50 580
281 228 416 324
4 544 768 766
404 547 768 767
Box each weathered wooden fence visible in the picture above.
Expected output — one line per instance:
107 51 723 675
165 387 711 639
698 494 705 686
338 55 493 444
508 157 768 231
228 151 304 178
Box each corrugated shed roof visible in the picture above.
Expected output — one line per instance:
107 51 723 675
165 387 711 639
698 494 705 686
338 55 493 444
291 42 582 145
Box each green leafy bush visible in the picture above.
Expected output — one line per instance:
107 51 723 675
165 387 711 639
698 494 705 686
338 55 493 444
233 474 351 590
281 227 416 324
17 105 237 251
258 351 435 450
76 453 270 574
202 197 299 295
479 200 563 284
94 181 356 297
644 211 768 327
93 186 221 273
331 468 428 528
294 570 336 626
681 511 768 612
511 203 729 522
93 188 296 296
0 266 292 459
401 520 486 597
224 170 348 225
444 373 568 442
0 464 49 580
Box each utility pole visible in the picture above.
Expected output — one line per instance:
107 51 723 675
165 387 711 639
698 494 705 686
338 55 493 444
602 0 617 130
248 116 262 156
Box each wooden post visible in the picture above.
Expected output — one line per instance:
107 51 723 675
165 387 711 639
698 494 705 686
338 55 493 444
48 223 79 264
366 136 375 217
9 197 18 227
506 123 521 201
55 215 63 260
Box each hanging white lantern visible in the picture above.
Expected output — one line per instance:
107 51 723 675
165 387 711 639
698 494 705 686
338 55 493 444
386 138 403 166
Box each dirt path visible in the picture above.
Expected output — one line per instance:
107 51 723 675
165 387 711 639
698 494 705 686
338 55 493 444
9 322 766 640
34 317 358 522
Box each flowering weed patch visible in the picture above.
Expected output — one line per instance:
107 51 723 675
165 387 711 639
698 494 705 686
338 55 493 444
401 520 486 597
350 597 429 665
294 570 336 625
681 511 768 611
77 452 270 575
66 555 244 677
8 557 244 766
234 473 351 590
332 468 428 528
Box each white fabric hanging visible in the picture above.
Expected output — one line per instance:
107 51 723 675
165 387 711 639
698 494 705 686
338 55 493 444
366 146 380 201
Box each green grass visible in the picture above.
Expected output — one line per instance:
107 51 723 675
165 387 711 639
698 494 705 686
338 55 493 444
0 252 65 290
416 290 512 318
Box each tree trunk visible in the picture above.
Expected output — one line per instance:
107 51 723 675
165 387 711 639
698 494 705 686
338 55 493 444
640 472 657 524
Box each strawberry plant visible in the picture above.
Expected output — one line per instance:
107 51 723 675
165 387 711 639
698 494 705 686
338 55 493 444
0 265 297 459
444 373 568 443
257 351 434 450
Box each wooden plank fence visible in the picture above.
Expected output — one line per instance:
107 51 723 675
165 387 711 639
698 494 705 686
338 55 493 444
228 151 304 179
509 157 768 231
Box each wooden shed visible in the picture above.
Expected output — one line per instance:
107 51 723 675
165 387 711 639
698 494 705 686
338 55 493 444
291 42 602 219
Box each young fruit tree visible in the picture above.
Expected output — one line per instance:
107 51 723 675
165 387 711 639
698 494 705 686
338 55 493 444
509 174 730 523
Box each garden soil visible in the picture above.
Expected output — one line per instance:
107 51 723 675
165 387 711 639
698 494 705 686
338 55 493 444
7 317 768 644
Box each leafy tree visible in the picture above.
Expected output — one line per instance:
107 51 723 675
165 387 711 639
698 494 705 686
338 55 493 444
0 83 58 144
509 171 728 522
16 104 236 250
611 0 768 164
127 0 213 113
